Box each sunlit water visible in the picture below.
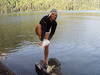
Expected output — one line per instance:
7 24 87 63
0 12 100 75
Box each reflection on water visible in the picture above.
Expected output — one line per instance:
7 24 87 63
0 12 100 75
0 15 41 53
0 53 8 61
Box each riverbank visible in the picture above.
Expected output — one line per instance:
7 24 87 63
0 10 100 16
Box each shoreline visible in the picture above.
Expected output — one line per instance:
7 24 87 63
0 10 100 16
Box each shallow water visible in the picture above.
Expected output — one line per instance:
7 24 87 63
0 13 100 75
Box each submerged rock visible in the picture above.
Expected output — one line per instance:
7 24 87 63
35 58 62 75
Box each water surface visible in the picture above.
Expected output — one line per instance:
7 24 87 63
0 12 100 75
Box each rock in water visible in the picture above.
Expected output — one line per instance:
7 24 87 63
35 58 62 75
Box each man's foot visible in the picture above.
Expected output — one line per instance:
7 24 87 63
45 60 48 65
43 59 48 66
40 60 48 69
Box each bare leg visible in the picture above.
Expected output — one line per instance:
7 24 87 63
35 24 42 39
35 24 42 45
35 25 50 64
44 45 49 64
44 32 50 64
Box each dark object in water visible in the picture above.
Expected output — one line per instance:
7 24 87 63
0 62 15 75
35 58 62 75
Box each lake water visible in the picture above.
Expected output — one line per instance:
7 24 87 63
0 12 100 75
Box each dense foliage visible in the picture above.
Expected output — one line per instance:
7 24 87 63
0 0 100 14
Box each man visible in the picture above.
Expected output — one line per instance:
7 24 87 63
35 9 57 65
